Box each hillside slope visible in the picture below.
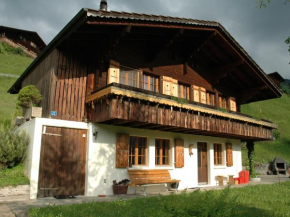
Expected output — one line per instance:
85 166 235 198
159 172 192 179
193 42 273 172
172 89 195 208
0 43 33 122
241 94 290 165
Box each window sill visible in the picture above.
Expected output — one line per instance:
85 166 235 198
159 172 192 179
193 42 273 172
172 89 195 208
155 166 174 170
214 165 227 169
128 165 149 170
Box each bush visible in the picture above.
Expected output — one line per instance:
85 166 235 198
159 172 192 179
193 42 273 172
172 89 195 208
0 42 6 54
0 120 29 170
16 47 24 55
16 85 42 116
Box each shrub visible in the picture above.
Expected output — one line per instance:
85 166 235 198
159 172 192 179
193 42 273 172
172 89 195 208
16 47 24 55
0 42 6 54
16 85 42 116
0 120 29 170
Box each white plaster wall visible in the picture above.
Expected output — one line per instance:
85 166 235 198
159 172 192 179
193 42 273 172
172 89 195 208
19 118 88 199
18 119 36 180
87 124 242 196
21 118 243 199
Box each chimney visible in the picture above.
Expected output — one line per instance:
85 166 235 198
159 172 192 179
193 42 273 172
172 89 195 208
100 0 108 11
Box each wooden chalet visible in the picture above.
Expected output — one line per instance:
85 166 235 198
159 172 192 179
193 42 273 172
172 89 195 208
0 25 46 58
10 1 283 199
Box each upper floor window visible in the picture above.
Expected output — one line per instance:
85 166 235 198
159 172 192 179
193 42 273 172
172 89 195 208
219 96 228 109
178 83 190 100
155 139 170 165
120 66 138 87
214 143 223 165
207 92 215 106
129 136 147 166
142 73 159 92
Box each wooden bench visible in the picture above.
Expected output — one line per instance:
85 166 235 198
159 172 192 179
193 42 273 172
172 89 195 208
127 169 180 196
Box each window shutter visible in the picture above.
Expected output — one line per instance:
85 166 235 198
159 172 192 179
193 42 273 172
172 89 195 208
200 87 206 104
226 143 233 167
229 98 237 112
171 78 178 97
116 133 129 168
192 85 200 102
107 60 120 84
175 139 184 168
162 76 172 95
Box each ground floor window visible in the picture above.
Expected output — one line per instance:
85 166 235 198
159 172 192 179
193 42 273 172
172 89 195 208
214 143 223 165
155 139 170 165
129 136 147 166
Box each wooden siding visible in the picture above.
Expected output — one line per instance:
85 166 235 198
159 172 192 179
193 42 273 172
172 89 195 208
22 49 59 118
50 51 88 121
21 49 88 122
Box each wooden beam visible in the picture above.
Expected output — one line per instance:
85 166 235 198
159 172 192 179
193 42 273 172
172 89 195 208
186 31 217 60
212 59 245 84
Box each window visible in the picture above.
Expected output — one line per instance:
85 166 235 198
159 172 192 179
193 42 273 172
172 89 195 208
214 143 223 165
142 73 159 92
207 92 215 106
178 83 190 100
219 96 228 109
155 139 170 165
129 136 147 166
120 66 138 87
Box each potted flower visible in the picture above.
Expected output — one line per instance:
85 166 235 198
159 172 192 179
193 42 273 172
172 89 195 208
112 179 130 194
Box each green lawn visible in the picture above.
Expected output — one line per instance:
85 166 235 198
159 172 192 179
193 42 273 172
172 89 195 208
0 76 18 122
29 182 290 217
0 164 29 188
0 53 33 75
0 45 33 123
241 94 290 165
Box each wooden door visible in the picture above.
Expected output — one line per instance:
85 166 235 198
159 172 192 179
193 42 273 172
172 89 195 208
38 126 87 198
197 142 208 183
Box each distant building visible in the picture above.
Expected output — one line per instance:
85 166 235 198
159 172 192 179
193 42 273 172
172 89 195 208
0 25 46 58
267 72 285 88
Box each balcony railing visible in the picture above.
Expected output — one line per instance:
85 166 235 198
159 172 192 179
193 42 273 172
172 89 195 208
86 83 277 141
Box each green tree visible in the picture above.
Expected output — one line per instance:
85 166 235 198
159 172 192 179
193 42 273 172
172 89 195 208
0 120 29 170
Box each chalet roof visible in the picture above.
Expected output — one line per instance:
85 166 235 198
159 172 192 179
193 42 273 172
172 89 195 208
8 8 283 102
0 25 46 50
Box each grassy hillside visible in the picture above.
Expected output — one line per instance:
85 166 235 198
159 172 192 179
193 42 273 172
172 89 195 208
0 76 18 122
241 94 290 165
0 42 33 122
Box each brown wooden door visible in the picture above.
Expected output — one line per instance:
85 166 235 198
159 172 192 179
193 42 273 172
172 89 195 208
38 126 87 198
197 142 208 183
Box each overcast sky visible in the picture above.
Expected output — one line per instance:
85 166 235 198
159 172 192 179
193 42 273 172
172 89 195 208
0 0 289 78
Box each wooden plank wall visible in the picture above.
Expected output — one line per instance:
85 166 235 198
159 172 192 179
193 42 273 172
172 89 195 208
22 49 88 121
90 96 272 140
50 51 88 121
22 49 59 118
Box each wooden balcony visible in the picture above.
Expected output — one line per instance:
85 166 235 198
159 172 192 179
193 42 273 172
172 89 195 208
86 83 277 141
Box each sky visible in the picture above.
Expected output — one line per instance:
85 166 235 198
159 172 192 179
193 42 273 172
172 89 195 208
0 0 289 78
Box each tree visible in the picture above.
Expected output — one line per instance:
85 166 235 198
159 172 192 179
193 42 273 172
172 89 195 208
256 0 290 54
